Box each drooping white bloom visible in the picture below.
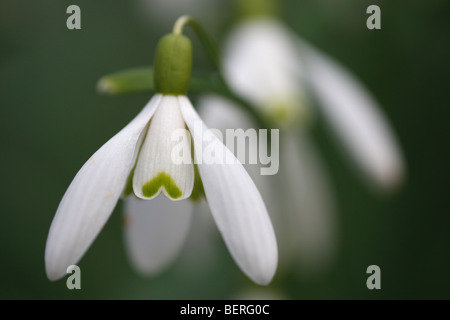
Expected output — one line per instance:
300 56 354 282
224 19 406 191
45 94 278 286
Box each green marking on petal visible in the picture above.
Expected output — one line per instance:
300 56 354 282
123 166 135 197
142 172 182 199
262 97 312 129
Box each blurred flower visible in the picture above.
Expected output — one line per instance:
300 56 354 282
45 93 278 286
224 18 406 192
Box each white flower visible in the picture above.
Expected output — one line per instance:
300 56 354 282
45 94 278 286
224 19 406 191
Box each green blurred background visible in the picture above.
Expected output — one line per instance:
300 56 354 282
1 0 449 299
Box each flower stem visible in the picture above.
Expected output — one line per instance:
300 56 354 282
172 15 191 35
173 15 221 73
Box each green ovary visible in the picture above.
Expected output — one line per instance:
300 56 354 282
142 172 182 199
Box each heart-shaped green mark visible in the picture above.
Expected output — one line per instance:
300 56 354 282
142 171 182 199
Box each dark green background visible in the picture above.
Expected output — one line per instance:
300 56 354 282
0 0 449 299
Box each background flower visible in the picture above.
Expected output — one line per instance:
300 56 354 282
224 18 405 193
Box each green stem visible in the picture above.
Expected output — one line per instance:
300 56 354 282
172 15 221 73
172 15 191 35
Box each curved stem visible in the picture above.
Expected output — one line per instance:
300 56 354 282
173 15 221 73
172 15 191 35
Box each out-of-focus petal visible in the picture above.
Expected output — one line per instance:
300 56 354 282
298 39 405 191
224 20 309 125
123 195 192 276
279 131 338 274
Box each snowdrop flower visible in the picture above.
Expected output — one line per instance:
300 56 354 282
224 18 406 192
45 31 277 286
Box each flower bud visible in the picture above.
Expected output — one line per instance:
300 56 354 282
154 34 193 95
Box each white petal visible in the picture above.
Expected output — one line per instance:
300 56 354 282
298 40 405 191
45 94 162 281
280 131 338 274
179 96 277 285
133 95 194 200
123 195 192 275
224 20 308 124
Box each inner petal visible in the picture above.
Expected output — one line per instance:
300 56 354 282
133 95 194 200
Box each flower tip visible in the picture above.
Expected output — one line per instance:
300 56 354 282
376 164 407 196
96 77 118 94
242 245 278 286
45 261 65 282
128 261 167 278
46 271 62 282
45 244 68 281
253 274 275 286
247 261 277 286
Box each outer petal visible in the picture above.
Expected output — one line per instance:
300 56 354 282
123 195 192 276
133 95 194 200
179 96 277 285
298 40 405 191
45 94 162 281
